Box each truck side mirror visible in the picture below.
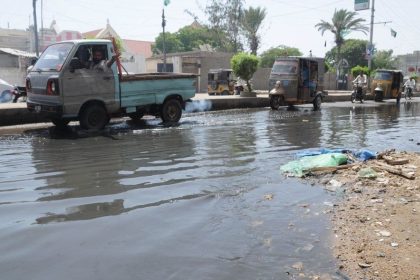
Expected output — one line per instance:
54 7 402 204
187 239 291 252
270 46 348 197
69 57 83 73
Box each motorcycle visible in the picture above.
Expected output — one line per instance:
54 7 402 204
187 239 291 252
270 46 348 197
404 85 413 100
11 85 27 103
351 82 365 103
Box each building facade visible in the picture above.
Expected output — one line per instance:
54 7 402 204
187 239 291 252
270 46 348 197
396 51 420 78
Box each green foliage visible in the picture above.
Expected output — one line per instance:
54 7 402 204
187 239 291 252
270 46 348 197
152 32 182 54
153 26 219 54
351 65 370 77
231 52 259 92
372 50 397 70
259 45 302 68
325 39 368 70
205 0 244 52
176 26 215 51
410 73 418 80
241 6 266 55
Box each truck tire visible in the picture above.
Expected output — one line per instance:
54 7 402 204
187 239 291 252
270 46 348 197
51 118 70 128
161 99 182 123
79 103 109 130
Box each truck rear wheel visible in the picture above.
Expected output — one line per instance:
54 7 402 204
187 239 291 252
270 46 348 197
161 99 182 123
79 104 109 130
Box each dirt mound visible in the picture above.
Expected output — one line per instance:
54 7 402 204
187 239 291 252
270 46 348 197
313 150 419 280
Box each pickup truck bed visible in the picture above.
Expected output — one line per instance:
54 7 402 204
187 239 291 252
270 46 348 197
120 73 197 82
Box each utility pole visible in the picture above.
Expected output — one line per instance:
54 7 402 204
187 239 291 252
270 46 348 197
368 0 375 71
161 9 167 72
32 0 39 56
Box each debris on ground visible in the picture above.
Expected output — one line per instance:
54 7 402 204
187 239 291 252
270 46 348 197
283 149 420 280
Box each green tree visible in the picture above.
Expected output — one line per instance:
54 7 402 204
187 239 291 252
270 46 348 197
231 52 259 92
176 25 214 51
259 45 302 68
241 6 266 55
205 0 244 52
351 65 370 77
315 9 368 67
152 32 182 54
325 39 368 70
372 50 396 70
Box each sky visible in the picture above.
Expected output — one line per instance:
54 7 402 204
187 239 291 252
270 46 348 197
2 0 420 57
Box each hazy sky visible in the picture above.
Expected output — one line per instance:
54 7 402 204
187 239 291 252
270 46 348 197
2 0 419 57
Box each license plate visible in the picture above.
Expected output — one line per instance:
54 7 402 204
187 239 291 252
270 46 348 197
35 105 41 113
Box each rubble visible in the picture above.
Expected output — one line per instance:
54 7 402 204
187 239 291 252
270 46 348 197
306 150 420 280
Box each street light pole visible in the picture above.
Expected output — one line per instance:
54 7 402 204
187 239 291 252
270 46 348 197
32 0 39 56
162 9 167 72
368 0 375 71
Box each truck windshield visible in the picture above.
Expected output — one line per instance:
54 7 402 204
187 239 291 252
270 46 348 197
33 43 73 72
272 61 298 74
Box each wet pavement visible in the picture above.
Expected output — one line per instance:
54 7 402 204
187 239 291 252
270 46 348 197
0 99 420 280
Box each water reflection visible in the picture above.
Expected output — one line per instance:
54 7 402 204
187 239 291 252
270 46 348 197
266 108 322 150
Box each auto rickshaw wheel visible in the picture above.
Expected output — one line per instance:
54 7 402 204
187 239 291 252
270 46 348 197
269 95 282 110
374 90 384 102
221 90 230 95
313 95 322 111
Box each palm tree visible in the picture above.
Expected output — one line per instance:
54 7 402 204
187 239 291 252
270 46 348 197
241 6 266 55
315 9 368 67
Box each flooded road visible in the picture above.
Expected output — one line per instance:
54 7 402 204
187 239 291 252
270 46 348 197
1 100 420 280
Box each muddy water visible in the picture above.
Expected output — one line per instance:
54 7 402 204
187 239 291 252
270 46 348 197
1 100 419 280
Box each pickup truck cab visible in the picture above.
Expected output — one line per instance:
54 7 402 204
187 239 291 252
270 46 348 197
26 39 196 129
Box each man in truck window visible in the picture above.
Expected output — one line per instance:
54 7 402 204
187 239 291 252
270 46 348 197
89 48 117 71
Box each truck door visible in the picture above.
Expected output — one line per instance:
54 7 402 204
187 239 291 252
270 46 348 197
61 44 117 116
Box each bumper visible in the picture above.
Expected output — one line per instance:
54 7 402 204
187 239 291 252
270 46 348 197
27 101 63 115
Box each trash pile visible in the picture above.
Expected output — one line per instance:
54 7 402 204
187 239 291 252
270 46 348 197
281 148 416 181
280 148 376 177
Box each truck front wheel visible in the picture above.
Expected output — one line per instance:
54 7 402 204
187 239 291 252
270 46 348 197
161 99 182 123
79 104 109 130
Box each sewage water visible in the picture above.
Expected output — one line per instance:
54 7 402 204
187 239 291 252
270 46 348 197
0 101 419 280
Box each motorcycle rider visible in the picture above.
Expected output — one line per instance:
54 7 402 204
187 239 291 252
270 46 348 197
403 76 416 98
353 71 368 89
352 70 368 97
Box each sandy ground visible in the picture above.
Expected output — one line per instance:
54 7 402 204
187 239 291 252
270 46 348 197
311 151 420 280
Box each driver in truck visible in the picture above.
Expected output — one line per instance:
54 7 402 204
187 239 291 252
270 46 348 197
89 48 118 71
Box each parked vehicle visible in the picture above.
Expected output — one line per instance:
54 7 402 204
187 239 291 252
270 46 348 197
26 39 197 129
207 69 238 95
371 69 403 103
268 57 326 110
0 79 26 103
351 82 365 103
0 79 15 103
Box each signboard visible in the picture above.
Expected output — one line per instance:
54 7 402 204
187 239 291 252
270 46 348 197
355 0 369 11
